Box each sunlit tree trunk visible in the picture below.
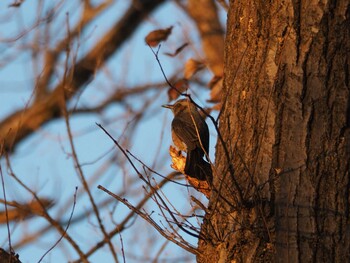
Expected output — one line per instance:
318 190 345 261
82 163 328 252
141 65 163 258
198 0 350 262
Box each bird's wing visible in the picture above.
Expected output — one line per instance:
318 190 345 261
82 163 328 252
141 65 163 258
172 117 202 152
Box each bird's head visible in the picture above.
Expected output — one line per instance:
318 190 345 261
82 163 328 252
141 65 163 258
162 99 195 115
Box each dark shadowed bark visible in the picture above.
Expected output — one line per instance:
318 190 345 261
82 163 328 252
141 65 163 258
198 0 350 262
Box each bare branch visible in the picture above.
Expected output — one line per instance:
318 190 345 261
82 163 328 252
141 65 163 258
5 155 86 262
75 173 177 261
37 187 78 263
98 185 199 256
0 0 165 152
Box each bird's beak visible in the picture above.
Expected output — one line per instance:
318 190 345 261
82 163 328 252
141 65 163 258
162 104 173 109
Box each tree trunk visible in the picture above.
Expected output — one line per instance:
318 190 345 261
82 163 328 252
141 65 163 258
198 0 350 262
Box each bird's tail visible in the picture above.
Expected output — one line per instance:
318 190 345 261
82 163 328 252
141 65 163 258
185 149 212 183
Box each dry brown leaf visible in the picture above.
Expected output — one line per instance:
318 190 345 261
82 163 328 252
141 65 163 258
207 75 223 103
168 146 211 198
0 198 54 224
169 145 186 173
164 43 188 57
211 102 222 111
185 175 211 198
208 75 222 90
145 26 173 47
199 107 212 119
167 79 188 101
9 0 23 7
184 58 205 79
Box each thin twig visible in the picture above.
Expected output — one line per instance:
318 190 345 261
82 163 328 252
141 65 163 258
98 185 199 256
97 123 205 239
72 173 176 262
126 150 188 187
38 187 78 263
149 45 182 94
61 13 118 262
119 233 126 263
0 143 12 253
5 155 87 262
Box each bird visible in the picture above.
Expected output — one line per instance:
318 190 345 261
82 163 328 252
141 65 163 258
162 99 212 182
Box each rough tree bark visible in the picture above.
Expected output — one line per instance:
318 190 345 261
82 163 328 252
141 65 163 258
198 0 350 262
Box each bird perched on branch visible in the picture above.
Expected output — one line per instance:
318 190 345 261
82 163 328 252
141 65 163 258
162 99 212 183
